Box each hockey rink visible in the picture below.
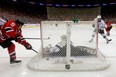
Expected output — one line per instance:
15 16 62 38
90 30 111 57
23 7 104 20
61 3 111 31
0 24 116 77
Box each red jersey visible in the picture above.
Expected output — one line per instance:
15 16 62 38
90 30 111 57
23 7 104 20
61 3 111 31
0 20 27 45
106 21 112 28
1 20 20 39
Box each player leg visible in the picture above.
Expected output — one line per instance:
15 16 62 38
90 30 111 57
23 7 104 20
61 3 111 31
0 40 22 66
7 43 22 66
106 26 112 36
105 27 109 36
89 29 96 42
108 26 112 36
99 30 112 43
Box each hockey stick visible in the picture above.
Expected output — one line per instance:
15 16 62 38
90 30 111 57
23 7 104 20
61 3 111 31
2 16 9 22
31 48 38 53
23 37 50 40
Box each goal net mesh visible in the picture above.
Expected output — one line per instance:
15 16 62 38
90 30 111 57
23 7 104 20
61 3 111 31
27 21 110 71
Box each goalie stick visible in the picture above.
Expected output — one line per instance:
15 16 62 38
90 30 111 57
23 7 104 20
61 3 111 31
23 37 50 40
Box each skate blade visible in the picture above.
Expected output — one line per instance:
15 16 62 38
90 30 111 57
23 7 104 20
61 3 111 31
109 39 112 41
10 62 22 67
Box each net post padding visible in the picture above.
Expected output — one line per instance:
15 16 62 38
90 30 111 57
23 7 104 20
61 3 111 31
27 21 110 71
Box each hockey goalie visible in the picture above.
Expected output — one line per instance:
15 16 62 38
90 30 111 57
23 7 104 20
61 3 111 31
43 35 97 57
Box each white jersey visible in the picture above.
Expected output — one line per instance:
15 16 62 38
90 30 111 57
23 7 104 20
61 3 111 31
44 41 73 53
94 18 106 30
89 16 111 43
0 18 6 26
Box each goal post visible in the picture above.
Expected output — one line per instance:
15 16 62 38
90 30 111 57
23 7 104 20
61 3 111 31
27 21 110 71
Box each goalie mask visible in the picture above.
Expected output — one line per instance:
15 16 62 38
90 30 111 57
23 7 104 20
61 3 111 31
61 35 67 46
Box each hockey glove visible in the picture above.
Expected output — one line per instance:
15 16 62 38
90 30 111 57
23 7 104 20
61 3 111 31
24 43 32 50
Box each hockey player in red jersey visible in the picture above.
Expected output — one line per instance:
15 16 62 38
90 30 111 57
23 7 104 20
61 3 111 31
105 20 112 36
0 19 32 66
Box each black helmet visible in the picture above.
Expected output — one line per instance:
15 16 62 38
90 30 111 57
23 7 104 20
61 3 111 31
15 19 24 26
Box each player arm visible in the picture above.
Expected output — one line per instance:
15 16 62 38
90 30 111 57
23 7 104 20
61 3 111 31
15 30 32 50
15 30 27 44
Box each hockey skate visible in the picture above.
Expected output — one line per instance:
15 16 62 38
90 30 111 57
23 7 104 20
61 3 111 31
10 58 22 66
106 39 112 43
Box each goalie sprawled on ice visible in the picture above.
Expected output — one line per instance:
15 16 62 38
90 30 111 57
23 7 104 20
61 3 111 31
43 35 97 57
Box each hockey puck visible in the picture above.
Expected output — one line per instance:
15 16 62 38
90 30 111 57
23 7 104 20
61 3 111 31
46 58 49 60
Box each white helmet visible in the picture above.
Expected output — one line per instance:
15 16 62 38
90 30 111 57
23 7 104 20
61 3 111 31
97 15 101 19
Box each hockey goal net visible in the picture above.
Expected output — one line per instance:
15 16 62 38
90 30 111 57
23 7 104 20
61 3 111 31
27 21 110 71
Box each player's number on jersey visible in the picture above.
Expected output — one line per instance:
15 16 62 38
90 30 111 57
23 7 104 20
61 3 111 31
10 22 15 27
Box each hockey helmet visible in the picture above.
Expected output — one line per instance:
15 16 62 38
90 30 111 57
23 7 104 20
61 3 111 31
15 19 24 26
97 15 101 19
